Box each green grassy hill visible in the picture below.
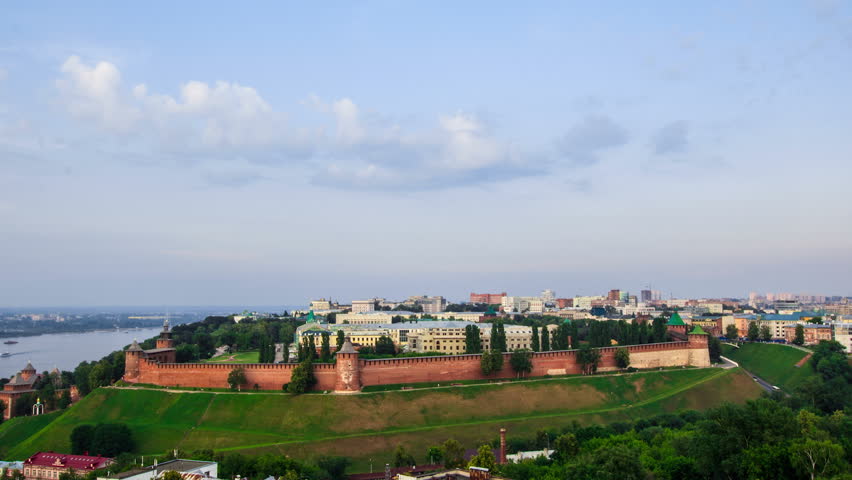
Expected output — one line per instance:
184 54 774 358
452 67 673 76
0 411 62 458
2 367 761 470
721 343 814 391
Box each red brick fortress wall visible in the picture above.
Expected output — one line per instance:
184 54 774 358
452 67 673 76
126 334 710 392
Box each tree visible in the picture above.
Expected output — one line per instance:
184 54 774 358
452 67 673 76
425 446 443 465
70 425 94 454
162 472 181 480
530 325 540 352
553 433 579 462
725 324 739 340
58 468 79 480
468 444 496 470
320 332 331 362
510 349 533 378
89 423 135 456
375 335 396 355
708 335 722 363
540 326 550 351
316 456 350 480
336 330 345 351
794 324 805 346
480 350 503 376
790 439 846 480
287 359 316 394
747 321 760 342
393 445 416 468
615 348 630 369
88 361 112 390
759 324 772 342
227 367 247 391
442 439 465 468
497 323 507 352
577 344 601 375
465 325 482 354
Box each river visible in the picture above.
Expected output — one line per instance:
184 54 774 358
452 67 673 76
0 327 163 378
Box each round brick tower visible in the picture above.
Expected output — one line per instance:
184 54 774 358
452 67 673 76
125 339 143 380
334 337 361 394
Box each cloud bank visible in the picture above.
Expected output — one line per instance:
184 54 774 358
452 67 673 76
54 56 637 190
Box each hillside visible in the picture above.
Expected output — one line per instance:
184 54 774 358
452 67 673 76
721 343 814 391
4 367 761 469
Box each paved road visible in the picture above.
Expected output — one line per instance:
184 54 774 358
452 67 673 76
720 355 776 394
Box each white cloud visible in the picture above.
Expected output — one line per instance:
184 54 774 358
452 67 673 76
54 56 545 190
56 55 314 155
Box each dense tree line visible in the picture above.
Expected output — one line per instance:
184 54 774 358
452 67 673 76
70 423 134 456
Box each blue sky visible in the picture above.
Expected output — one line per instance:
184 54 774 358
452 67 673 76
1 1 851 306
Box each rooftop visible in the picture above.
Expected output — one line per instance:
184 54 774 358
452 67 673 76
24 452 113 471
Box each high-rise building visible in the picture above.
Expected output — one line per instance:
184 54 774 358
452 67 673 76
541 289 555 302
640 290 653 302
607 290 621 302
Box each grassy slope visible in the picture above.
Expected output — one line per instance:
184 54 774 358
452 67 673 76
0 411 62 457
201 351 260 363
5 367 762 464
721 343 814 391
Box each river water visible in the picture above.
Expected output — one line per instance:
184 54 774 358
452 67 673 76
0 327 162 378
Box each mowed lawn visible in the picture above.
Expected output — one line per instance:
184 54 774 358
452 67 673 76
201 351 260 363
4 367 762 463
721 342 814 391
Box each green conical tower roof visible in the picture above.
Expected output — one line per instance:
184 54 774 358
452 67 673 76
667 311 685 326
306 310 316 322
689 324 708 335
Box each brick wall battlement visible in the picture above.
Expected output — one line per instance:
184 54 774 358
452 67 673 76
127 336 710 393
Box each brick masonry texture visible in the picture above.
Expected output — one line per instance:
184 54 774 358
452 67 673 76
125 332 709 393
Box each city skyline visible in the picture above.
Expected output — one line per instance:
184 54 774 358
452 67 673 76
2 2 852 306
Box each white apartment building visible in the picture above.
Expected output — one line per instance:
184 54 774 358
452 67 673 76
351 299 377 313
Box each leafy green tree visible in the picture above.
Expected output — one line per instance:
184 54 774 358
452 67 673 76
442 439 465 468
725 324 739 340
790 438 846 480
465 325 483 354
320 332 331 362
540 326 550 351
468 444 496 470
760 324 772 342
70 425 94 454
530 325 540 352
161 471 181 480
227 367 247 391
615 347 630 369
793 324 805 345
510 349 533 378
425 446 443 465
58 468 79 480
577 344 601 375
393 445 416 468
89 423 135 456
747 321 760 341
553 433 579 462
316 456 350 480
375 335 396 355
708 335 722 363
480 350 496 376
336 330 345 351
88 361 112 390
287 359 316 394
